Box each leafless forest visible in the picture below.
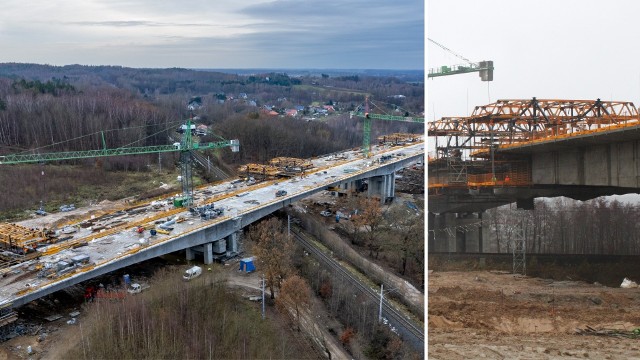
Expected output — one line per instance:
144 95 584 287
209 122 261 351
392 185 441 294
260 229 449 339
489 198 640 255
0 64 423 218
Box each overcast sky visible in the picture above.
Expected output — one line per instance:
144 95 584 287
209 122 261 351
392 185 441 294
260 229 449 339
0 0 424 69
428 0 640 121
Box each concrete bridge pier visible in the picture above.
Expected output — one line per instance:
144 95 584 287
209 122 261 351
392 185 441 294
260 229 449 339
185 231 240 264
431 213 457 252
185 243 214 264
367 173 396 203
225 232 239 257
431 212 489 253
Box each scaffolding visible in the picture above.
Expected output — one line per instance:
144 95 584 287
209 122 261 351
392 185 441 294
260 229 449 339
0 223 49 253
428 97 640 190
269 157 313 175
377 133 421 145
237 163 282 179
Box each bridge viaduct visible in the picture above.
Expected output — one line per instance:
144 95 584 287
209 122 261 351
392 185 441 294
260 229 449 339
429 98 640 253
2 144 424 309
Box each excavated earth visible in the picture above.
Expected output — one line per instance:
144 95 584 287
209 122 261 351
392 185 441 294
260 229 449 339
429 270 640 359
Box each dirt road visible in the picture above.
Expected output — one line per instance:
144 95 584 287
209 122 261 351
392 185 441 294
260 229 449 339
429 270 640 359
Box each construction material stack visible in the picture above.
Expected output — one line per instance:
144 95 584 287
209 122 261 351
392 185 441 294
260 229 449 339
0 223 51 254
237 164 281 179
269 157 313 176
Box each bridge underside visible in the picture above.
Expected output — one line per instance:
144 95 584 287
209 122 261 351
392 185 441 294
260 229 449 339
430 185 640 214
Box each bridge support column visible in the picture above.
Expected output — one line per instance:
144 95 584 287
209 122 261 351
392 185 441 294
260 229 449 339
185 247 195 261
432 212 487 253
479 212 489 253
458 213 481 253
367 173 395 204
203 243 213 265
432 213 457 252
225 232 239 256
428 212 436 250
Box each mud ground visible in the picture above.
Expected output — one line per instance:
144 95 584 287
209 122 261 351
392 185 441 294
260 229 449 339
429 270 640 359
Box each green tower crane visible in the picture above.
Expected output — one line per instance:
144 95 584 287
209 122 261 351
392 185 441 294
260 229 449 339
427 38 494 81
0 118 240 207
350 97 424 157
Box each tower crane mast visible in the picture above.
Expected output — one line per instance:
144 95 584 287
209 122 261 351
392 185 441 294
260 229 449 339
350 97 424 156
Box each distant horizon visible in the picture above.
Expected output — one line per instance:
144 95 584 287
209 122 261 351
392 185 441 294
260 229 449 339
0 62 424 72
0 63 425 82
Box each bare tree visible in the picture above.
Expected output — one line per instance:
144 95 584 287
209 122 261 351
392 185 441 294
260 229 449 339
248 218 293 299
352 197 384 258
383 207 424 276
276 274 311 331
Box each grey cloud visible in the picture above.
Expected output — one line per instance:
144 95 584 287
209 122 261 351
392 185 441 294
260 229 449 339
65 20 212 27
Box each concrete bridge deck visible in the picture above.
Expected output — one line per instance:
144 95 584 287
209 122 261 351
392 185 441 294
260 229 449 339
0 141 424 309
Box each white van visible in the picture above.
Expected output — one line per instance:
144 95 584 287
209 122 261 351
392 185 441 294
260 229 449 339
183 266 202 281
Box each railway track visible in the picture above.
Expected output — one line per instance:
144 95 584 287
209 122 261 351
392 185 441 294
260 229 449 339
291 227 425 351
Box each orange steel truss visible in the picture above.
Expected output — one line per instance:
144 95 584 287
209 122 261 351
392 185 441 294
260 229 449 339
428 98 639 189
429 98 639 147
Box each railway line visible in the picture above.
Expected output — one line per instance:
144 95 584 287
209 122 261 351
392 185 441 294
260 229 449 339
292 227 425 352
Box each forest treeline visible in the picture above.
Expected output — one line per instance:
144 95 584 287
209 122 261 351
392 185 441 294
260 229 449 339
489 198 640 255
0 63 423 216
0 64 423 157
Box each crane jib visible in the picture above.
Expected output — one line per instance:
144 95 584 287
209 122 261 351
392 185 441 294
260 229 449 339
0 141 234 165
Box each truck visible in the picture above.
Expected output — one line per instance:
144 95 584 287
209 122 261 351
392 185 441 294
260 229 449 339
183 266 202 281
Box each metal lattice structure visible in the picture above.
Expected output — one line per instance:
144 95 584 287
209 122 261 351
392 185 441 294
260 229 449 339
512 224 526 276
428 97 640 189
428 98 639 152
0 119 240 206
427 38 494 81
350 97 424 157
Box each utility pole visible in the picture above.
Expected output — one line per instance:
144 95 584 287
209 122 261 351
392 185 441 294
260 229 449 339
261 274 266 319
378 284 384 323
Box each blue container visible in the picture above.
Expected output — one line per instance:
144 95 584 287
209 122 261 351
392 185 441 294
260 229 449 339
123 274 131 285
150 229 157 236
